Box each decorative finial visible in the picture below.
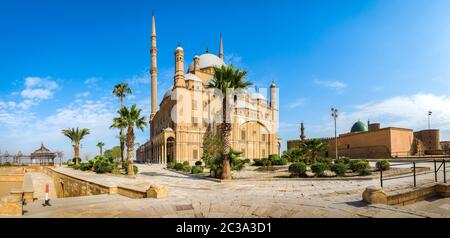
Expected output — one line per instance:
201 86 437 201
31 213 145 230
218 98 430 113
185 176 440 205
206 46 209 53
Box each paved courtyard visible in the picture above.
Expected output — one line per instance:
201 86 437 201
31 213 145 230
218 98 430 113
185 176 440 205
21 163 450 218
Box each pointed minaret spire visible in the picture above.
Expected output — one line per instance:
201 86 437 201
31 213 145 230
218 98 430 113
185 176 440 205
150 13 158 123
219 33 224 59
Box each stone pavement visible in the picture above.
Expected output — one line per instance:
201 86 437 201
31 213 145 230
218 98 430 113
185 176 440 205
20 164 450 218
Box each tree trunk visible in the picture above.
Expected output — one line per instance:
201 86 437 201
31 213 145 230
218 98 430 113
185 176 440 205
100 147 103 156
220 98 232 180
126 126 135 176
120 128 125 167
74 144 80 165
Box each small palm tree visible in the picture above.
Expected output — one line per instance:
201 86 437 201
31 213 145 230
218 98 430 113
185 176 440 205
112 83 132 166
97 142 105 156
113 105 147 176
61 128 90 165
207 65 252 180
301 139 329 163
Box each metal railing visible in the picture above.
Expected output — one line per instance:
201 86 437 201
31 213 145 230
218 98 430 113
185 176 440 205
380 159 450 188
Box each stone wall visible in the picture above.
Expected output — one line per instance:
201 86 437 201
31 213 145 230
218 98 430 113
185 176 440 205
363 183 450 206
44 167 167 199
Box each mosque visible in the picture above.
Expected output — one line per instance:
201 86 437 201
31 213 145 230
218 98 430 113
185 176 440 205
288 121 447 159
137 16 281 164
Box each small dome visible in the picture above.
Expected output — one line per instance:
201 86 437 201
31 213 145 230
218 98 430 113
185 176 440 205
271 81 277 88
176 46 184 52
163 86 173 98
188 53 226 71
251 92 266 100
185 73 201 82
235 100 256 110
351 121 368 133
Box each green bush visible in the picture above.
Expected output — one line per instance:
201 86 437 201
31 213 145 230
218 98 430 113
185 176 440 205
167 162 176 169
94 156 116 174
349 160 370 173
182 165 192 173
174 163 184 171
183 161 190 166
376 160 390 171
311 163 329 176
195 161 203 166
316 157 333 165
73 164 81 170
253 158 268 166
334 157 350 164
288 162 307 177
359 169 372 176
254 156 287 166
79 162 92 171
191 165 204 174
330 163 349 176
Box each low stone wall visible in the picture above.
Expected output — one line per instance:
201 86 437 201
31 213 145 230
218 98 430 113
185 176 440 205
363 183 450 206
44 167 167 199
0 195 22 217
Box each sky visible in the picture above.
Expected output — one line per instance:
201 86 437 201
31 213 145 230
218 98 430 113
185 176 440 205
1 0 450 160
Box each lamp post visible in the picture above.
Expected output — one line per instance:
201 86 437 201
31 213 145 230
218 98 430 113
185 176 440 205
331 108 338 159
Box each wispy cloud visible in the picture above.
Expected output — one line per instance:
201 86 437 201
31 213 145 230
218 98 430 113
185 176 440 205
288 98 307 109
314 79 347 90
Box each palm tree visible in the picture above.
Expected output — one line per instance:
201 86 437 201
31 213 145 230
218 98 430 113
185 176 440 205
207 65 252 180
61 128 90 165
112 83 132 167
301 139 329 163
97 142 105 156
113 105 147 176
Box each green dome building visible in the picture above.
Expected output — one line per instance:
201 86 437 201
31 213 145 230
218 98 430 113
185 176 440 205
350 121 368 133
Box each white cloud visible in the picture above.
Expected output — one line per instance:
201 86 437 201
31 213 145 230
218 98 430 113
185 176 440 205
76 92 90 98
20 77 58 101
314 79 347 90
329 93 450 140
84 77 101 88
288 98 307 109
224 53 243 67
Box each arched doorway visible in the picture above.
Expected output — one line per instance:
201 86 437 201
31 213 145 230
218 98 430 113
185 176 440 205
166 137 175 163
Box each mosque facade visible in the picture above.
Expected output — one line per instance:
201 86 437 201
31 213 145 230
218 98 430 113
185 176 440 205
137 16 281 164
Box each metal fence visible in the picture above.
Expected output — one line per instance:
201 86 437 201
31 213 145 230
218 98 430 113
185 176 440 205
380 159 450 188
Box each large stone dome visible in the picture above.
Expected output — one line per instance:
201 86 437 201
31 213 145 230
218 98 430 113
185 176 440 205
188 53 226 71
351 121 368 133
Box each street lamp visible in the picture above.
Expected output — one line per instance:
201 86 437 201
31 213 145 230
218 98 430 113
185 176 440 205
331 108 338 159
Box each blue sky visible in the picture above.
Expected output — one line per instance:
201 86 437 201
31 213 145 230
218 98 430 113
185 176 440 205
1 0 450 159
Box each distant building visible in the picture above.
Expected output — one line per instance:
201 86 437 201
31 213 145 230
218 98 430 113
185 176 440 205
287 121 446 159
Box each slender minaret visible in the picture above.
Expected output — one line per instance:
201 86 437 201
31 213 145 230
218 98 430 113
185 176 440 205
219 33 224 60
150 14 158 121
300 122 306 141
174 45 185 88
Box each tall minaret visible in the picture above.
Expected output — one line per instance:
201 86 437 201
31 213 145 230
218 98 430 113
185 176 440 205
174 45 185 88
300 122 306 141
219 33 224 60
150 14 158 121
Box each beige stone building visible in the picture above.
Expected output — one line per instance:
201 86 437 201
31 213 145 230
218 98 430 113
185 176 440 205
137 16 281 164
287 121 446 159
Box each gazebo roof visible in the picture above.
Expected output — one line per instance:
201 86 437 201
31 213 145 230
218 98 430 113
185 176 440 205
31 143 56 158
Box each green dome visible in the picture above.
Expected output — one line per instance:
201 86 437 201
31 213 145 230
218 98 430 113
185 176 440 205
351 121 368 133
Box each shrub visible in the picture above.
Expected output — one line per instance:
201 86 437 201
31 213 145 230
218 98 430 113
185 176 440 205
182 165 192 173
253 158 269 167
195 161 203 166
73 164 81 170
133 165 138 175
311 163 329 176
335 157 350 164
183 161 190 166
359 169 372 176
316 157 333 165
174 163 184 171
350 160 370 173
167 162 176 169
243 159 251 164
289 162 307 177
94 156 116 174
79 162 92 171
273 157 289 166
376 160 390 171
191 165 204 174
330 163 349 176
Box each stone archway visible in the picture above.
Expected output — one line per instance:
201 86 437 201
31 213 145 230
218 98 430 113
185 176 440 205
166 137 175 163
